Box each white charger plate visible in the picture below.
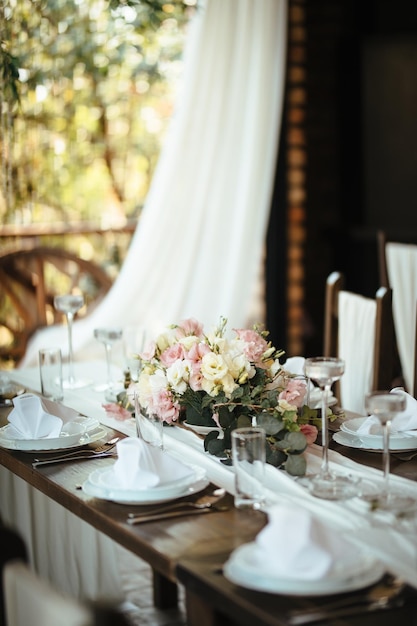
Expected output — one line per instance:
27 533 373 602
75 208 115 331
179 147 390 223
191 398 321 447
333 430 417 453
82 464 208 504
341 418 417 450
0 419 106 452
223 542 384 596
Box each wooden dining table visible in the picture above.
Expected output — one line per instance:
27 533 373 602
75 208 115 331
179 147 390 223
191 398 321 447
1 365 417 625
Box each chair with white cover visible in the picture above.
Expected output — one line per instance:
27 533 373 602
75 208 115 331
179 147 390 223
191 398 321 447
3 561 92 626
324 272 395 414
2 561 131 626
378 231 417 396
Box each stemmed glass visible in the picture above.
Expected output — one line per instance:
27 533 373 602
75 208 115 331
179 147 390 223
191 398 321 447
362 391 417 512
54 294 90 389
304 357 359 499
94 327 123 401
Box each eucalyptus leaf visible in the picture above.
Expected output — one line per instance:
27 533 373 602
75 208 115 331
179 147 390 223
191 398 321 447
265 448 286 467
257 413 284 435
284 431 307 453
206 438 228 456
284 454 307 476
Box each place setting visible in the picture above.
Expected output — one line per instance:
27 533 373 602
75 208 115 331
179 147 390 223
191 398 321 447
0 393 107 453
223 502 386 599
82 436 209 505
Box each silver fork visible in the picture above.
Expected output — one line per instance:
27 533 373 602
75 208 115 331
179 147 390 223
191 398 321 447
127 488 226 524
33 436 120 462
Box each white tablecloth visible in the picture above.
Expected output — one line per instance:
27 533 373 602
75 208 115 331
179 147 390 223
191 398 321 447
3 362 417 597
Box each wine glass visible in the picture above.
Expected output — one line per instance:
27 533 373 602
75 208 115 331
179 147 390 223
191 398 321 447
54 294 91 388
123 325 146 382
361 391 417 512
94 327 123 401
303 357 359 499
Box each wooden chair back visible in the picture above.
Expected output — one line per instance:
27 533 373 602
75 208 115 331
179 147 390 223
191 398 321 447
0 247 113 366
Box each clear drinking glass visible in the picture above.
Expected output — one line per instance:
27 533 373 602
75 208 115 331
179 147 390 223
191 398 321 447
54 294 90 388
303 356 359 499
361 391 417 512
94 327 123 401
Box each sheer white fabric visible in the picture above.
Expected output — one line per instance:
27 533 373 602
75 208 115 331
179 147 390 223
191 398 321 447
0 466 133 601
20 0 287 367
338 291 377 414
386 242 417 396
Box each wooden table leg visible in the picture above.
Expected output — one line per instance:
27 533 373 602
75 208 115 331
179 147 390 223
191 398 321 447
152 569 178 609
185 589 229 626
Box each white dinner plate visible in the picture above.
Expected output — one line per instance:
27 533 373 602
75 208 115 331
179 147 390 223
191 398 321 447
333 430 417 453
82 464 208 504
223 542 384 596
183 421 223 437
0 419 106 452
341 418 417 450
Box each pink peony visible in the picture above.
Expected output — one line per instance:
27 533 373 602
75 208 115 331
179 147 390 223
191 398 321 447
234 328 269 365
279 379 307 408
300 423 318 445
176 318 204 338
160 343 186 366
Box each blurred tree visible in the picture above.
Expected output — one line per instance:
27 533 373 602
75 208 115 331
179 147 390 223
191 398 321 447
0 0 195 224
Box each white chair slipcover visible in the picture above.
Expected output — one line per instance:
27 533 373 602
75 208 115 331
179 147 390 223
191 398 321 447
3 561 92 626
386 242 417 396
338 291 377 414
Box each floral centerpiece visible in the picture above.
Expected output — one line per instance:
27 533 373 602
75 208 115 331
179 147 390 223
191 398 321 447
131 317 326 477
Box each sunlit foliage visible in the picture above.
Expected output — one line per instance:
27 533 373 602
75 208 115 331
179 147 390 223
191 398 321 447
0 0 195 224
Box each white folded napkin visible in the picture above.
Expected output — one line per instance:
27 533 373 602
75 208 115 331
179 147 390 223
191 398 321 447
253 504 356 580
283 356 335 409
357 388 417 436
112 437 195 490
7 394 63 439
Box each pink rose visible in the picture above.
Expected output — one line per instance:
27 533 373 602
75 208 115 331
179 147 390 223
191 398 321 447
102 402 132 421
234 328 269 365
160 343 186 366
187 341 211 363
150 389 180 424
300 423 318 445
279 379 307 408
140 340 156 361
176 318 204 338
189 363 204 391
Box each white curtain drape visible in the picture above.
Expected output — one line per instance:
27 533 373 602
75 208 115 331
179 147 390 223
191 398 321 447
21 0 287 367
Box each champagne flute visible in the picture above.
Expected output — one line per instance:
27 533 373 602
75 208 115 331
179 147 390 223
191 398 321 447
303 357 359 499
362 391 417 512
54 294 90 388
94 327 123 401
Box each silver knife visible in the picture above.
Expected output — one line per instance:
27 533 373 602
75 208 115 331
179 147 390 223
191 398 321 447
32 451 115 468
288 595 405 625
126 506 228 525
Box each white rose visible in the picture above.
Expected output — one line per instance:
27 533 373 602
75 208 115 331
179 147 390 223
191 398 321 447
201 353 228 381
178 335 199 351
166 359 192 394
221 373 239 397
